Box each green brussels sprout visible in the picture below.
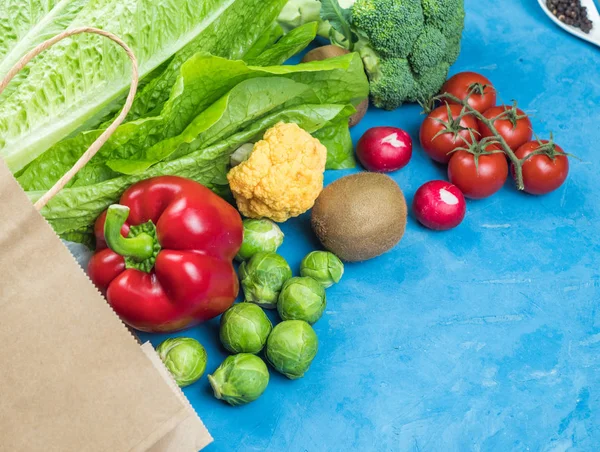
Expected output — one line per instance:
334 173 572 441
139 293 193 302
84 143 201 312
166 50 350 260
156 338 207 388
266 320 318 379
300 251 344 288
236 219 284 261
220 303 272 354
239 252 292 309
277 277 326 324
208 353 269 406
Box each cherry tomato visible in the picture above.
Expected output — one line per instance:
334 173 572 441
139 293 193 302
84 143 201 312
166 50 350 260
513 140 569 195
441 72 497 113
478 106 533 151
420 104 480 164
448 145 508 199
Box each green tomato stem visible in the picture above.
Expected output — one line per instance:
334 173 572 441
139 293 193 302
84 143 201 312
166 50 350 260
438 93 525 191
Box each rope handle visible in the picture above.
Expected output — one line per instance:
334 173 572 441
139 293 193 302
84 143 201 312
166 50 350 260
0 27 139 211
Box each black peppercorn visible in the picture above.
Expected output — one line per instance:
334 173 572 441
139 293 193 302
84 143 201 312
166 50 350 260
547 0 595 34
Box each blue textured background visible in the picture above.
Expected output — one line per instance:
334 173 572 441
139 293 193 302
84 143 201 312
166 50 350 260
140 1 600 450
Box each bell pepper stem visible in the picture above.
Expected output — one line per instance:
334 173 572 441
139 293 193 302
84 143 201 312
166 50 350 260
104 205 155 262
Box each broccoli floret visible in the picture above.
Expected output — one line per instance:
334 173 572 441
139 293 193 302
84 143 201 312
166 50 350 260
277 0 465 110
363 47 451 109
414 62 451 101
361 49 416 110
352 0 463 109
352 0 424 58
446 35 462 63
409 26 448 75
422 0 465 38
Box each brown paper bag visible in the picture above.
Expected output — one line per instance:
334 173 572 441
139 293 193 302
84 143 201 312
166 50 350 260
142 343 212 452
0 27 211 452
0 159 212 451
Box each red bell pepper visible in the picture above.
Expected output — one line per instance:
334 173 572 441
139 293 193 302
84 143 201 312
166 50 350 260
88 176 243 333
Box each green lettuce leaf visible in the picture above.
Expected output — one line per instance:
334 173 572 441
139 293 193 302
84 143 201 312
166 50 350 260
120 0 289 122
313 117 356 169
95 0 290 129
243 22 285 62
18 53 368 191
107 77 316 174
0 0 288 173
246 22 318 66
0 0 88 99
29 103 352 239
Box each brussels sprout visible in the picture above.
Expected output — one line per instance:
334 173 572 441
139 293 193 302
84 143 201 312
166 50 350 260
239 252 292 309
236 219 284 261
300 251 344 288
156 338 207 388
266 320 318 379
208 353 269 406
277 277 326 324
220 303 272 354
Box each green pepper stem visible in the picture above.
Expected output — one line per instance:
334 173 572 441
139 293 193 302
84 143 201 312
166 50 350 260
104 204 155 261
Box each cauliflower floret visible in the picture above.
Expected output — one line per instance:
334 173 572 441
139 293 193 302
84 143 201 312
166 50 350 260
227 122 327 222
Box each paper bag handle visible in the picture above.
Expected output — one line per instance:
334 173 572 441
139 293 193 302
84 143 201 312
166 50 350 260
0 27 139 211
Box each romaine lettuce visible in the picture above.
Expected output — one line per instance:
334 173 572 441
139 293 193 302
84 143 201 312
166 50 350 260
18 53 367 191
30 103 355 238
0 0 88 99
0 0 288 173
21 53 368 242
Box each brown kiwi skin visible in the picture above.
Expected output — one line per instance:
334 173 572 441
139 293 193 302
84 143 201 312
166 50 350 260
349 99 368 128
301 45 350 62
311 173 407 262
301 45 367 128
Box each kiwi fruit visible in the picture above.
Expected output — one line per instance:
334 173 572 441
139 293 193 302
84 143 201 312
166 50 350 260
311 173 407 262
301 45 350 63
302 45 367 128
349 98 368 128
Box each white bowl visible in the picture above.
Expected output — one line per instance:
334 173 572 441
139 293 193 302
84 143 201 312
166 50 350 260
538 0 600 48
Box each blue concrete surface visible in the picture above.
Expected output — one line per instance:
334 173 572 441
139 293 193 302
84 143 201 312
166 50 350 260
139 1 600 450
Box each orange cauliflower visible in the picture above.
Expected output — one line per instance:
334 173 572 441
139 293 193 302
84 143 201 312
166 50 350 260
227 122 327 222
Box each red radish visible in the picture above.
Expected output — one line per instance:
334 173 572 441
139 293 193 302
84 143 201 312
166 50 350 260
413 180 466 231
356 126 412 172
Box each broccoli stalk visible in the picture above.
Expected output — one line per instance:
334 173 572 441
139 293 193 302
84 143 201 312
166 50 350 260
279 0 465 110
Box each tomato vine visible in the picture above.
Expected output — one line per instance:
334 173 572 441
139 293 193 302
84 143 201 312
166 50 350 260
434 92 531 190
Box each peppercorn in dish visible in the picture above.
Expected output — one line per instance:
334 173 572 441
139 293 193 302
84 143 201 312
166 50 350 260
547 0 594 33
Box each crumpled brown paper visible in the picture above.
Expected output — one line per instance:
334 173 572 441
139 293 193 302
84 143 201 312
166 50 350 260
0 159 211 451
